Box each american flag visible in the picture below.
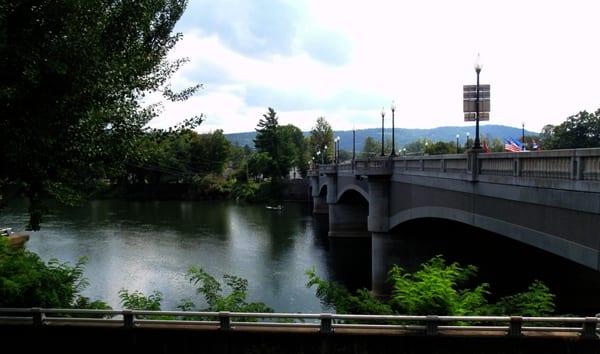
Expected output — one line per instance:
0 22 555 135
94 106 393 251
504 138 524 152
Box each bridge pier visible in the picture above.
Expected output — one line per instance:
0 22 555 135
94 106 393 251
328 203 369 238
312 196 328 214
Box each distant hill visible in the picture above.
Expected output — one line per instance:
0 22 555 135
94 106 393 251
226 125 537 152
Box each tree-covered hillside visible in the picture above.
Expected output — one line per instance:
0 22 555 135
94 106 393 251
226 125 537 152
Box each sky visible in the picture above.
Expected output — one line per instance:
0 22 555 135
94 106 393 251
147 0 600 134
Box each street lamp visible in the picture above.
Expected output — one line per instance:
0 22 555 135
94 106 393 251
402 148 406 156
466 132 470 148
316 150 322 164
352 127 356 161
456 134 460 153
473 53 483 150
324 145 328 163
380 107 385 156
335 136 341 163
391 100 397 156
521 121 525 145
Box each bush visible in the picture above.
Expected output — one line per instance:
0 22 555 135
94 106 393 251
0 238 108 309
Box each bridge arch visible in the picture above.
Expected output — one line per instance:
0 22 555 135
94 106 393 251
328 188 369 239
388 206 598 271
336 183 369 203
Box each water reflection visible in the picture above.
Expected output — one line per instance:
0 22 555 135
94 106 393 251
0 199 359 312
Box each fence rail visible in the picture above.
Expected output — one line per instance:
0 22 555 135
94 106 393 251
0 308 597 338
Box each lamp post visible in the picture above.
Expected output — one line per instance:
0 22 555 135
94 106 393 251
380 107 385 156
402 148 406 156
473 53 483 150
335 136 340 163
391 100 397 156
316 150 322 164
456 134 460 153
521 122 525 145
466 132 470 148
352 127 356 161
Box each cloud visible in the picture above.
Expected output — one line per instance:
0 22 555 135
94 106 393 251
301 29 352 66
177 0 301 58
244 85 383 111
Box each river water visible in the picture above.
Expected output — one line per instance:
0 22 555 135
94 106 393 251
0 199 369 312
1 199 598 314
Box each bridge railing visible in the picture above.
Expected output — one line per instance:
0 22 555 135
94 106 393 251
1 308 598 338
311 149 600 185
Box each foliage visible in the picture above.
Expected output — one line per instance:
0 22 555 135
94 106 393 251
403 138 434 154
361 137 380 158
540 109 600 149
0 0 197 230
119 289 163 311
424 141 460 155
0 239 107 308
307 256 555 317
306 268 393 315
230 181 263 201
189 130 232 175
389 257 490 316
186 267 273 315
309 117 334 163
489 280 555 316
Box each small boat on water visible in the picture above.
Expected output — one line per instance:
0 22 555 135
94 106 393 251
1 228 30 247
265 204 284 211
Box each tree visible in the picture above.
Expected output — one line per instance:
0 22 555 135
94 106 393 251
424 141 458 155
0 0 199 230
540 109 600 149
254 108 290 180
189 130 232 175
361 137 379 157
279 124 309 176
309 117 334 163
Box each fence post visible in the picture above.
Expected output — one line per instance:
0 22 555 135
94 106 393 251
31 308 45 327
320 313 333 334
508 316 522 337
219 311 231 331
582 317 598 339
425 315 439 336
123 310 135 328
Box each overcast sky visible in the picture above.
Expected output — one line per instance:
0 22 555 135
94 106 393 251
147 0 600 134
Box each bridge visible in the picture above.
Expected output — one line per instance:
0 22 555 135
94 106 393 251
308 149 600 295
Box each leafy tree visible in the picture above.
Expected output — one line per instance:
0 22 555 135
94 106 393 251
424 141 458 155
186 267 272 314
309 117 334 163
306 268 392 315
388 256 489 316
279 124 309 176
0 0 199 230
361 137 380 157
540 109 600 149
307 255 555 317
189 130 232 175
119 289 163 311
253 108 293 180
0 239 108 309
404 138 434 154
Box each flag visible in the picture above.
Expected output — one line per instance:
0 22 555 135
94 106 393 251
504 138 524 152
482 140 490 153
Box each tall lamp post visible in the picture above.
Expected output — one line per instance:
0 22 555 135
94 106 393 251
391 100 397 156
456 134 460 153
521 122 525 145
466 132 470 148
316 150 322 164
324 145 328 163
473 54 483 150
352 127 356 161
335 136 340 163
380 107 385 156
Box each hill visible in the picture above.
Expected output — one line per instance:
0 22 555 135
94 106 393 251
226 125 537 152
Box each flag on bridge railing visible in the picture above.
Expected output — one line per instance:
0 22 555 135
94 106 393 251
504 138 525 152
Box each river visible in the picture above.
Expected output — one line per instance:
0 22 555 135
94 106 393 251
1 199 598 314
0 199 371 312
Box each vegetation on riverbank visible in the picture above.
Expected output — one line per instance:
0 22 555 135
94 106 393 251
1 240 555 317
306 256 555 317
